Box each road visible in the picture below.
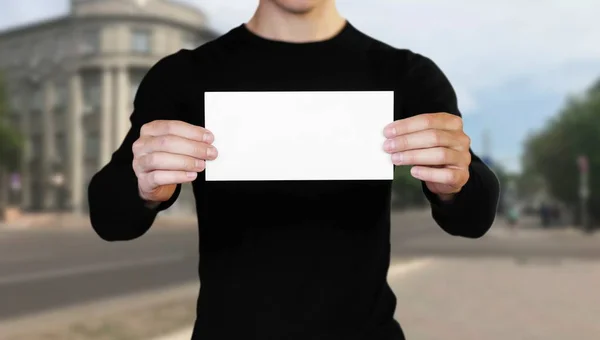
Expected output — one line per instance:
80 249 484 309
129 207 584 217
0 210 598 322
0 228 199 321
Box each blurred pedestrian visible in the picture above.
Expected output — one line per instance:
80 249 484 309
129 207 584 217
87 1 500 339
507 205 520 228
540 202 550 227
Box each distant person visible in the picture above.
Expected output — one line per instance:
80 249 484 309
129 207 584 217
87 0 500 339
540 202 550 227
507 205 520 227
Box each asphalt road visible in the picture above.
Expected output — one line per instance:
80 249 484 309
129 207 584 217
0 210 598 322
0 228 200 321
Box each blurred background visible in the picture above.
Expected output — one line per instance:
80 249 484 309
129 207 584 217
0 0 599 339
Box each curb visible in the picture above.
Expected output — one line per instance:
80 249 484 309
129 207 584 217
153 326 194 340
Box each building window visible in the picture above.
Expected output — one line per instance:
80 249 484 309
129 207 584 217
79 29 100 55
85 132 99 159
82 74 101 114
31 134 43 159
55 133 67 163
54 110 67 132
54 84 68 110
130 71 146 101
32 87 44 111
131 28 151 54
30 111 42 133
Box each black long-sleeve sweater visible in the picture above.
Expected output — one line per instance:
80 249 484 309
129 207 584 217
88 21 500 340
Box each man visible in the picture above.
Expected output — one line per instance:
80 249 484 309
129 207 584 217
88 0 500 339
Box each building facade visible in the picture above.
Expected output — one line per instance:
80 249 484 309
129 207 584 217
0 0 218 214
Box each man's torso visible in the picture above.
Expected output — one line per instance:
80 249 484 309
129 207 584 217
171 23 413 339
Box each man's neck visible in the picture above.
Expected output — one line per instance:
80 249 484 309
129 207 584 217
246 1 346 43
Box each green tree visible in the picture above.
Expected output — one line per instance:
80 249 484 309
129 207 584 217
391 166 427 209
522 81 600 222
0 72 23 221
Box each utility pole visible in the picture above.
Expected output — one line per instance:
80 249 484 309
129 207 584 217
577 155 591 232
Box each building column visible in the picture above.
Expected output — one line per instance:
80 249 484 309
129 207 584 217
41 81 56 210
99 67 113 168
67 73 84 214
113 65 130 148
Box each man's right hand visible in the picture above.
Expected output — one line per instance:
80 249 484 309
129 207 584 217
132 120 217 203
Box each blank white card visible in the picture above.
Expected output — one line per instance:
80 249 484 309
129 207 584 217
204 91 394 181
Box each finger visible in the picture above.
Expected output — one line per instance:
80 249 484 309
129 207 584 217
134 152 206 173
383 129 460 153
140 120 214 143
384 113 463 138
410 166 469 188
133 135 218 160
391 147 467 166
142 170 198 189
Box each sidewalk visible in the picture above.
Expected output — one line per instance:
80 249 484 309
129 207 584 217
156 257 600 340
391 257 600 340
489 217 600 241
153 327 194 340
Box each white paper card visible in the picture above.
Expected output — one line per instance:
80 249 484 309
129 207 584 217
204 91 394 181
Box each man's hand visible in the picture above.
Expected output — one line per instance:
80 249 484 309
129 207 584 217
383 113 471 201
132 120 218 203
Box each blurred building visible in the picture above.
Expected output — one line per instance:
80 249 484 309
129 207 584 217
0 0 218 214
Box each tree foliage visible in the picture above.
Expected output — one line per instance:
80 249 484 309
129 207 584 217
522 81 600 220
0 72 23 171
391 165 427 208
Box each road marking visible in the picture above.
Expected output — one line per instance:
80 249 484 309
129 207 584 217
387 258 433 279
0 254 186 286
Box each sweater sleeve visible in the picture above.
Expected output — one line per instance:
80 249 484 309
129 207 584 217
87 51 189 241
400 52 500 238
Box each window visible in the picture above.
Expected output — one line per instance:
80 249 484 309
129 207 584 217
130 80 140 101
85 133 99 158
54 110 67 132
54 84 68 110
32 87 44 111
30 111 42 132
131 28 151 54
55 133 67 162
82 74 101 114
80 29 100 55
129 71 146 101
31 134 43 159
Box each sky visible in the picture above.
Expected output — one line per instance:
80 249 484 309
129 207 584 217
2 0 600 172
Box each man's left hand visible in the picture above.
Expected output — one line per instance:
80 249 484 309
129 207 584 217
383 112 472 202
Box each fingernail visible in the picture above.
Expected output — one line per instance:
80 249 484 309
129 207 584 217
392 152 403 163
384 126 396 138
206 147 217 159
384 139 395 152
410 167 419 176
186 172 197 178
195 160 204 168
203 132 214 143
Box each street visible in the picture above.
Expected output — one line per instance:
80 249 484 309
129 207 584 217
0 228 199 321
1 209 599 339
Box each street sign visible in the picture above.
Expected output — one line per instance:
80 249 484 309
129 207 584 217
577 155 589 173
